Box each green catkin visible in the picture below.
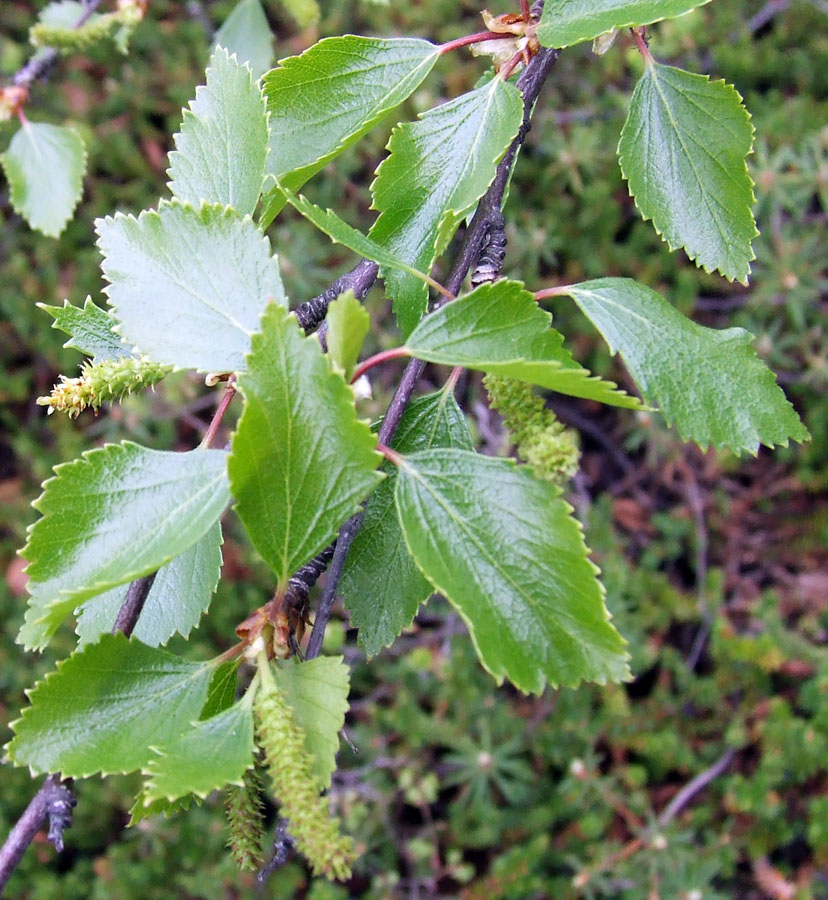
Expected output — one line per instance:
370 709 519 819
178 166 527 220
483 373 581 484
30 14 119 53
37 356 171 417
225 768 267 872
254 673 356 881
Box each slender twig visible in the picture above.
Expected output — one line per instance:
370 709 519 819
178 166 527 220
0 776 76 894
439 31 506 54
656 747 737 828
350 347 410 384
111 573 158 637
293 260 379 334
200 380 237 449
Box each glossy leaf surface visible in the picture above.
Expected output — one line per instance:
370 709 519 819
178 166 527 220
618 63 757 282
537 0 712 48
75 521 224 646
8 634 214 777
561 278 809 453
1 121 86 237
214 0 274 79
20 443 230 650
405 281 640 408
273 656 350 790
342 391 473 656
38 296 129 362
97 201 285 373
229 305 383 588
395 449 629 693
143 698 254 802
168 46 269 217
369 78 523 336
260 36 439 224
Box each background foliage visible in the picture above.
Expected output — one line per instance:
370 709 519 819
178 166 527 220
1 0 826 897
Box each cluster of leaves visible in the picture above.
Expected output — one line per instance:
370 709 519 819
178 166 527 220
0 0 821 893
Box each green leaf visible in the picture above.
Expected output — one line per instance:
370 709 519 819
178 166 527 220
273 657 350 790
37 296 129 362
369 78 524 337
537 0 712 48
260 36 439 225
342 390 473 656
405 280 640 408
214 0 274 80
129 793 194 827
559 278 809 453
168 46 269 217
7 634 214 777
326 291 370 380
20 443 230 650
75 521 224 647
394 449 629 693
1 121 86 238
143 697 254 802
229 305 383 588
617 63 757 283
200 661 241 720
96 201 286 373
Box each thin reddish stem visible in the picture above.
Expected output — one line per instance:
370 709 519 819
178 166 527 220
499 48 526 82
445 366 463 391
439 31 506 54
200 379 237 448
534 285 571 301
631 26 654 64
520 0 531 20
350 347 411 384
377 443 404 467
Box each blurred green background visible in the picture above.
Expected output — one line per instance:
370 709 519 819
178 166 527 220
1 1 827 897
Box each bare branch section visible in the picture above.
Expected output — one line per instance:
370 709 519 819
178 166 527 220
293 259 379 334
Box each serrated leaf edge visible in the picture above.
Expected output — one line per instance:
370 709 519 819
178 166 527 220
617 65 759 285
394 452 630 694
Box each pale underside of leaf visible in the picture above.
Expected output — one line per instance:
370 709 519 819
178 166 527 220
1 121 87 238
537 0 713 48
561 278 809 453
618 62 757 283
214 0 274 80
394 449 629 693
75 520 224 647
96 200 286 372
168 45 270 217
19 442 230 650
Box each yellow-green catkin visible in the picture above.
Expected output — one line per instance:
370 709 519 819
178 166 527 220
254 674 355 881
37 356 171 417
30 14 119 53
225 768 267 872
484 373 580 484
